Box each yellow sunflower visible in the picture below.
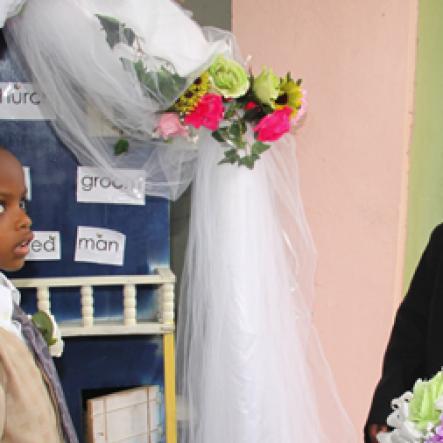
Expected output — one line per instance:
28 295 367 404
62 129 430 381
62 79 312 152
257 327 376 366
173 72 211 114
274 74 304 117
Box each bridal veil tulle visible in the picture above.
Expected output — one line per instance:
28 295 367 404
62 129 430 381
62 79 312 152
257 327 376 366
177 134 356 442
3 0 356 441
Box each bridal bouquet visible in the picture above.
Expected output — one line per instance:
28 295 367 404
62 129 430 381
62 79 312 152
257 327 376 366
154 56 307 169
377 371 443 443
96 15 306 169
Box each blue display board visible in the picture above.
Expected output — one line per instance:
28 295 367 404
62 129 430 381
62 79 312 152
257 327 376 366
0 32 170 321
0 33 169 442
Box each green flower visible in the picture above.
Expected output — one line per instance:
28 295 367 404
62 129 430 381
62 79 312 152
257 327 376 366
32 311 57 346
208 55 249 98
252 67 280 107
409 371 443 431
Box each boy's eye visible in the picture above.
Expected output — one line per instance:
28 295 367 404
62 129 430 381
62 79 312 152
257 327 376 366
0 202 4 214
19 199 27 212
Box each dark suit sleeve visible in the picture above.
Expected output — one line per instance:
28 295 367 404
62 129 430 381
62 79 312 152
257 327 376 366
364 224 443 441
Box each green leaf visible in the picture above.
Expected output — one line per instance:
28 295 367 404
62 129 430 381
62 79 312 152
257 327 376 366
224 101 242 119
218 148 240 165
96 14 126 48
251 141 271 156
114 138 129 155
212 130 226 143
133 63 186 105
96 15 136 48
238 155 255 169
239 120 247 134
215 127 230 140
233 137 247 149
123 27 136 46
133 60 145 78
218 157 235 165
225 148 240 160
223 122 247 149
229 122 242 139
224 107 236 120
156 68 187 103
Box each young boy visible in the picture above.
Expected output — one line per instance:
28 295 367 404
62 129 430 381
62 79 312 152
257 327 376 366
0 147 78 443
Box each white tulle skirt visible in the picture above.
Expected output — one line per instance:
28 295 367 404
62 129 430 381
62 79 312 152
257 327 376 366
176 134 356 443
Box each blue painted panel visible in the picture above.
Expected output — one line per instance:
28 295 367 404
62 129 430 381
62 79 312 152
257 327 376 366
55 336 165 442
0 33 169 442
1 119 170 278
0 33 170 322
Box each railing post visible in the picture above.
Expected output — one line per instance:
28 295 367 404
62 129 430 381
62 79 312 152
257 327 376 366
155 268 175 329
81 285 94 327
160 281 175 327
123 284 137 326
36 286 50 313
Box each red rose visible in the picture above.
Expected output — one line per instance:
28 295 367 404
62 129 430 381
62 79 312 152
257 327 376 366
184 93 224 131
253 107 292 142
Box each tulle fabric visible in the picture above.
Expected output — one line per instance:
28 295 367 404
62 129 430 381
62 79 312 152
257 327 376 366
4 0 236 200
176 134 356 442
0 0 26 28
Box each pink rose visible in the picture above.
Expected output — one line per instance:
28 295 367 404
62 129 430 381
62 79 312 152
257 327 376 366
156 113 188 139
253 107 292 142
184 93 224 131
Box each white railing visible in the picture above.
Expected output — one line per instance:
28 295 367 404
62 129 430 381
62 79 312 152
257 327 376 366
11 267 176 337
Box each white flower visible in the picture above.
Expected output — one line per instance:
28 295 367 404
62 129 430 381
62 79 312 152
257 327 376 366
377 392 425 443
387 393 413 428
47 314 64 358
377 422 424 443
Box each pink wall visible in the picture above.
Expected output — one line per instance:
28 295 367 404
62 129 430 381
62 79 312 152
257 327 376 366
233 0 417 433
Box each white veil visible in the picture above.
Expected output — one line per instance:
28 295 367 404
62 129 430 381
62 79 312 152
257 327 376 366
0 0 26 28
177 134 356 442
4 0 236 200
3 1 356 441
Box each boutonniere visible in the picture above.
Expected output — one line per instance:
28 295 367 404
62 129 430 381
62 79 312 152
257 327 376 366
30 311 64 358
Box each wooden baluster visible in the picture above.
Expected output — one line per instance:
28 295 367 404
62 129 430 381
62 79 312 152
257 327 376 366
37 286 50 313
81 285 94 327
123 284 136 326
160 281 175 327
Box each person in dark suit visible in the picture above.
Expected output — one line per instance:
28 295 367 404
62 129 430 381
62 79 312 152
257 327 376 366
365 223 443 442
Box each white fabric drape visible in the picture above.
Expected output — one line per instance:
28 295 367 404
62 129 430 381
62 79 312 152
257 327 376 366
0 0 26 28
176 134 356 442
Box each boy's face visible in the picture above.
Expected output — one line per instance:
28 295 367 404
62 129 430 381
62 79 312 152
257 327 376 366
0 149 33 272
